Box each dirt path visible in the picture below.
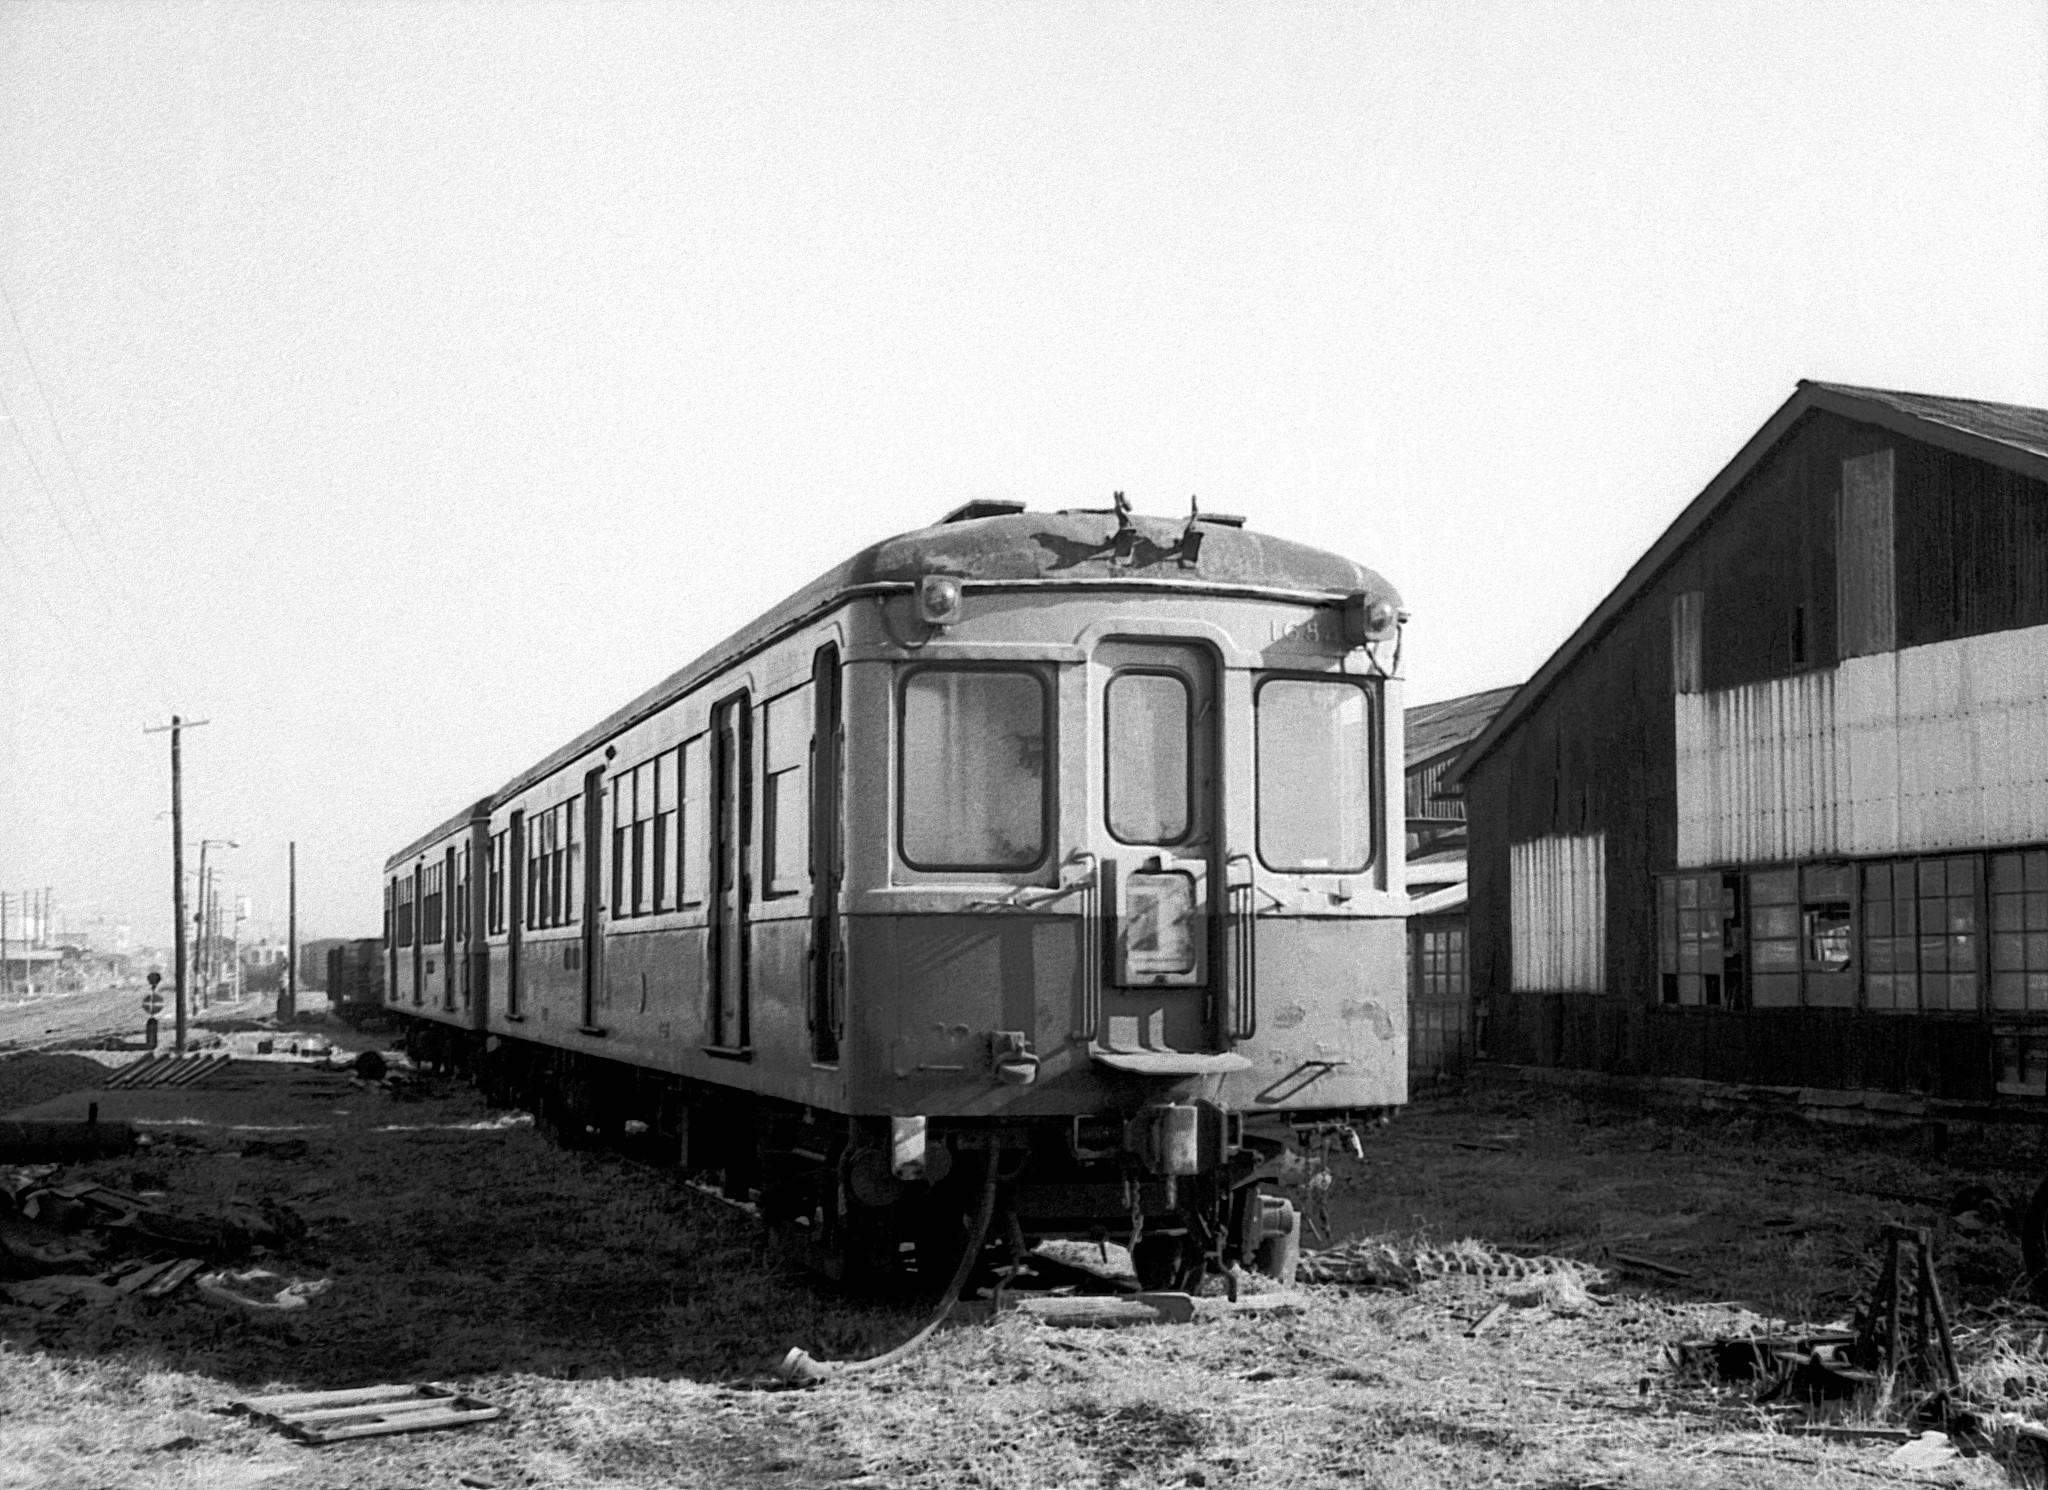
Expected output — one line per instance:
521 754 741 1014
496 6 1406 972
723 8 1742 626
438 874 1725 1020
0 1072 2036 1489
0 983 147 1053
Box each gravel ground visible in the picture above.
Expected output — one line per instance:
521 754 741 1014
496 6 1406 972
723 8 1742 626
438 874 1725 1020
0 1073 2041 1488
0 1054 113 1117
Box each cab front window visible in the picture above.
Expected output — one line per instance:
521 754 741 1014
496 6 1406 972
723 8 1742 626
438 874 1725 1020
1255 678 1372 872
900 668 1048 870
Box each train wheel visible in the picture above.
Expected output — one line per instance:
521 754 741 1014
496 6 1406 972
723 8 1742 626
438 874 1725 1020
1131 1233 1206 1293
2022 1173 2048 1302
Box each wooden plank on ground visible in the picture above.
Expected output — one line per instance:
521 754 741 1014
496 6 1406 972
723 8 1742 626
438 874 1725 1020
233 1383 503 1446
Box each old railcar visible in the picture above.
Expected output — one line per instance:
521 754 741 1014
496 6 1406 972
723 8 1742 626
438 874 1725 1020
382 498 1408 1289
325 937 390 1029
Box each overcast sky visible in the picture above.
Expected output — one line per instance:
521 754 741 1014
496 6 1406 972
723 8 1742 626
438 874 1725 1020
1 0 2044 946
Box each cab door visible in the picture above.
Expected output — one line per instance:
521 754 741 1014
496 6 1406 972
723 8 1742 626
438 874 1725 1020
1091 639 1220 1054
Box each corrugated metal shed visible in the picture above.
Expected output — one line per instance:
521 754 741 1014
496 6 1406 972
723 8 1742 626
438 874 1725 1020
1676 620 2048 866
1447 382 2048 794
1454 379 2048 1103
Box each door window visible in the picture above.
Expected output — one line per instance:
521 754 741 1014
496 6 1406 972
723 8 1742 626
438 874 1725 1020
1105 671 1190 844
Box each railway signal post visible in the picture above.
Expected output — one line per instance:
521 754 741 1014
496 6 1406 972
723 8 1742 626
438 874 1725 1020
143 971 163 1049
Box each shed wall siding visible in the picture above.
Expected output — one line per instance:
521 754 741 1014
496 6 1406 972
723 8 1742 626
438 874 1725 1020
1464 410 2048 1096
1836 448 1898 659
1509 834 1606 993
1676 621 2048 866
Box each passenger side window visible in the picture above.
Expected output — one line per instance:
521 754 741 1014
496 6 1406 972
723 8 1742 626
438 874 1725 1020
681 734 708 906
764 686 812 896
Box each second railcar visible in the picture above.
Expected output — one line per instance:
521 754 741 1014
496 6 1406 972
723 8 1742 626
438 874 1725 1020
383 498 1408 1288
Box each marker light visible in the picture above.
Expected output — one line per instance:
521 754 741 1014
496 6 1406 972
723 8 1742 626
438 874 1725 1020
917 574 966 626
1343 592 1402 645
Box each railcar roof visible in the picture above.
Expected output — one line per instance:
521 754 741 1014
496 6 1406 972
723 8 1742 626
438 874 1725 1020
387 508 1394 868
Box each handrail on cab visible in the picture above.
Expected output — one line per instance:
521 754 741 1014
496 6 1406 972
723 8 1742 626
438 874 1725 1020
1066 850 1101 1042
1226 853 1257 1042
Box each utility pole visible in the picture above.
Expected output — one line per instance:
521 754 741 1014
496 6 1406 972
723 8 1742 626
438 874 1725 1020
1 890 11 999
194 839 237 1012
282 840 297 1023
193 857 209 1010
145 715 208 1053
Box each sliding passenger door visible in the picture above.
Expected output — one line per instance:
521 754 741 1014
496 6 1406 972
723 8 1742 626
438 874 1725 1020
442 846 458 1010
1090 639 1220 1053
810 646 843 1062
709 692 752 1050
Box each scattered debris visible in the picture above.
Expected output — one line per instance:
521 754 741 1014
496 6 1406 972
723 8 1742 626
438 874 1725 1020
1857 1224 1960 1401
1466 1301 1510 1338
1299 1236 1604 1292
1009 1292 1198 1328
1886 1430 1961 1471
233 1383 502 1444
239 1138 311 1161
102 1053 233 1091
0 1119 137 1163
1949 1183 2011 1234
194 1267 332 1312
1610 1252 1693 1281
0 1275 124 1312
0 1157 308 1310
143 1258 206 1297
1504 1270 1594 1317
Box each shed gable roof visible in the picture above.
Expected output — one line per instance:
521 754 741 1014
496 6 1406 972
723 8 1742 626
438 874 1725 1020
1405 684 1519 769
1443 380 2048 787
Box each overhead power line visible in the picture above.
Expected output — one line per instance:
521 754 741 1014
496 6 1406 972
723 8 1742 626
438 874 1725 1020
0 279 172 709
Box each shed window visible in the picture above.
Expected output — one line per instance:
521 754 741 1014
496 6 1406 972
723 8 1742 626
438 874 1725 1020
1657 871 1743 1007
1255 679 1371 872
1106 671 1190 844
1989 850 2048 1013
1747 868 1800 1007
1669 590 1702 695
1805 905 1852 970
1414 924 1465 1003
900 669 1047 870
1863 856 1980 1013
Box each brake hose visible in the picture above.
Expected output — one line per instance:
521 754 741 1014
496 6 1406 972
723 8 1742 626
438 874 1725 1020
773 1149 1003 1386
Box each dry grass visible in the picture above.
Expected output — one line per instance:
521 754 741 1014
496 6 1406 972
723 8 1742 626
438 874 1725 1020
1 1070 2040 1488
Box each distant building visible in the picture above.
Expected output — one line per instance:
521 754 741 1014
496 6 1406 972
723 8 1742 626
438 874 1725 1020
1448 382 2048 1104
1404 686 1517 1085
